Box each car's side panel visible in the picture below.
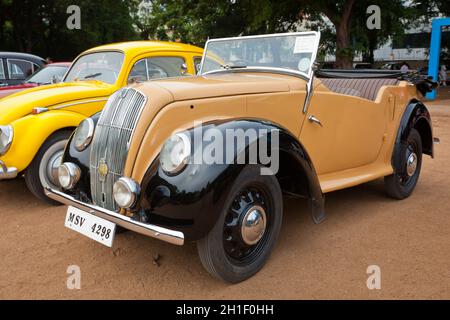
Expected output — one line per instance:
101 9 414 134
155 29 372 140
246 90 307 137
0 110 85 172
127 95 247 183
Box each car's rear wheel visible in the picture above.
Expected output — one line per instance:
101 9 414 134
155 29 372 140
25 130 71 204
384 128 422 199
197 165 282 283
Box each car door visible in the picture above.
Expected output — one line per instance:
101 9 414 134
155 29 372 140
299 87 390 175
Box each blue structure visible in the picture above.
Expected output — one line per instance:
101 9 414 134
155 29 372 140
426 17 450 100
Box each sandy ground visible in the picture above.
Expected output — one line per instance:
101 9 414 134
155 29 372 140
0 95 449 300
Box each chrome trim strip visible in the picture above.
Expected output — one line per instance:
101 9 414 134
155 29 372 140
51 98 109 110
0 160 18 180
44 187 185 246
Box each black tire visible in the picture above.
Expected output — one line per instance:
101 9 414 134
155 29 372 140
197 165 283 283
25 130 72 204
384 128 422 199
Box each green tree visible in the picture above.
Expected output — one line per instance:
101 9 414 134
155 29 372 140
0 0 138 60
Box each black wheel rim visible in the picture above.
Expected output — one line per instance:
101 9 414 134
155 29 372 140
223 184 273 265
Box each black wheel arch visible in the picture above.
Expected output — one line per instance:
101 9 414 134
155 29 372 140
393 99 434 172
138 119 325 241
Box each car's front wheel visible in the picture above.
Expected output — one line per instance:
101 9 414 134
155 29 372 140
384 128 422 199
197 165 283 283
25 130 71 204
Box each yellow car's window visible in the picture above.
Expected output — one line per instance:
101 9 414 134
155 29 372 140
128 56 187 84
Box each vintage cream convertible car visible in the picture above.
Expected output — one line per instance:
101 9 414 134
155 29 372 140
0 41 203 202
46 32 435 283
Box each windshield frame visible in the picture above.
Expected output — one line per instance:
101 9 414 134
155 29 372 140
199 31 321 79
63 50 125 84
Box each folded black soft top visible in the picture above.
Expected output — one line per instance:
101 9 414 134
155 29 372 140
316 69 438 95
316 69 403 79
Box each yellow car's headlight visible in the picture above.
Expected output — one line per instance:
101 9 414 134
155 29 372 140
0 125 13 156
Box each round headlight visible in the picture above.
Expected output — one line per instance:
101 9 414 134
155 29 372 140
0 125 14 156
113 177 140 209
74 118 94 151
160 133 191 175
58 162 81 189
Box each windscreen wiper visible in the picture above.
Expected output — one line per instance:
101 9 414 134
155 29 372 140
220 64 247 70
83 72 102 79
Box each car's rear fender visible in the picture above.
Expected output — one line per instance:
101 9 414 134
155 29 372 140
1 110 85 172
391 100 434 173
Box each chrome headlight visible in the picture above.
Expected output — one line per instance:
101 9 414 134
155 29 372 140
73 118 95 151
160 133 191 175
113 177 140 209
0 125 13 156
58 162 81 190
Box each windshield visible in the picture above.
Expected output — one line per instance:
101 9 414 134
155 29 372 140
64 51 124 84
26 65 69 84
200 32 320 77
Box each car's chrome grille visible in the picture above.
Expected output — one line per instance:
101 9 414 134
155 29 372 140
90 88 147 211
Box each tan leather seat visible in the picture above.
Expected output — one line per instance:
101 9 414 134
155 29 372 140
320 78 399 101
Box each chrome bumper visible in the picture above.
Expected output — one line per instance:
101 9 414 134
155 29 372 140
44 187 185 246
0 160 18 180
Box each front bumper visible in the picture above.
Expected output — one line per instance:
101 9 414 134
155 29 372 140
44 187 185 246
0 160 18 180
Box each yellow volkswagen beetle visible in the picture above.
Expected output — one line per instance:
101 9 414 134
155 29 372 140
0 41 203 203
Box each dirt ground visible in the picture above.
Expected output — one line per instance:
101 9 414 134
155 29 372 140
0 93 449 300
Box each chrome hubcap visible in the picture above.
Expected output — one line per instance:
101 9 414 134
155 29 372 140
406 152 417 177
240 205 266 245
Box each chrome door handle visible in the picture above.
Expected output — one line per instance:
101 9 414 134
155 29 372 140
308 115 323 127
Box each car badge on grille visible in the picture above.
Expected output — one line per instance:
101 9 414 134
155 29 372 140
98 159 109 180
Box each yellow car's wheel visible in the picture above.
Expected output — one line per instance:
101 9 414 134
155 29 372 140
25 130 72 204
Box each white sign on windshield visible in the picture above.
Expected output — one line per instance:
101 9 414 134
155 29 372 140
293 36 316 54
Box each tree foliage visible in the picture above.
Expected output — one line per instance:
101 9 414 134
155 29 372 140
0 0 138 60
0 0 447 66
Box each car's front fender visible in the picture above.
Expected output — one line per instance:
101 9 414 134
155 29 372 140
137 119 325 241
0 110 85 172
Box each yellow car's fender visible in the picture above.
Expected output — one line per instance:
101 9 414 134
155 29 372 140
1 110 86 172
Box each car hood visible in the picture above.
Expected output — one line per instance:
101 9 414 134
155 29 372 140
0 81 114 124
143 72 296 101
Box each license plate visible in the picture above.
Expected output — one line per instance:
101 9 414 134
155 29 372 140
65 206 116 247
